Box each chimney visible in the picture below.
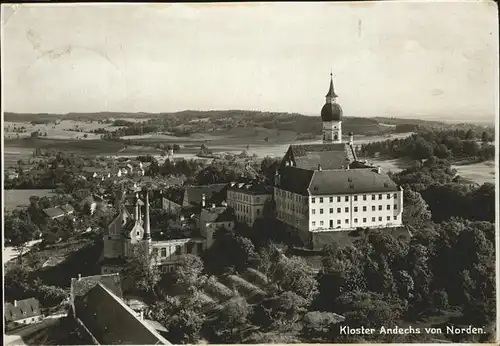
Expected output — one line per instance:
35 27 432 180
14 300 17 307
78 274 81 280
201 194 206 208
140 311 144 320
318 164 322 171
211 203 216 209
144 191 151 241
348 132 354 145
377 166 382 174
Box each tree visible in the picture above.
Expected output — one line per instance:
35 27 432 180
302 311 345 342
7 219 38 264
272 256 318 304
402 189 431 227
124 245 161 296
213 297 251 342
432 290 449 311
175 254 205 290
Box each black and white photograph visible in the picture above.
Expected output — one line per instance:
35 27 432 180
2 1 498 344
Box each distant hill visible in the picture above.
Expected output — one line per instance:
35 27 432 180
4 110 393 136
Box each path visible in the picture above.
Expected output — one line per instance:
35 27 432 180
3 240 42 265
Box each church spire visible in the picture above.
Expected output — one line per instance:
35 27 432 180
325 72 338 99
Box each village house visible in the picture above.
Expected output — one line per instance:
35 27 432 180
43 204 76 220
4 298 43 326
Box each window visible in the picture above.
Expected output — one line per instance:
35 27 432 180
345 196 349 202
319 197 323 203
312 221 316 226
257 209 260 215
175 245 181 255
363 195 367 201
345 219 349 224
329 208 333 214
186 243 193 254
161 248 167 257
337 196 341 202
354 218 358 223
337 208 341 213
372 206 376 211
387 205 391 210
363 206 367 212
363 218 367 223
372 194 376 200
387 216 391 221
330 220 333 228
152 248 158 256
354 196 358 201
312 198 316 203
387 194 391 199
320 221 324 226
378 217 382 221
393 216 397 220
372 217 376 222
378 205 382 211
197 243 203 253
329 197 333 203
337 220 341 224
394 193 397 198
378 194 382 200
312 209 316 215
345 207 349 213
320 209 324 214
354 207 358 212
394 204 398 210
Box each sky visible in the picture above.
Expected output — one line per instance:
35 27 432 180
2 1 498 122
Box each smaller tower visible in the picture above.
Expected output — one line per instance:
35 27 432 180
144 190 151 243
321 73 343 143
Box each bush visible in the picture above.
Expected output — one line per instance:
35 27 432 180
245 268 269 288
227 275 265 297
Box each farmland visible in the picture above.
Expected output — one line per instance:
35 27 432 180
453 160 495 185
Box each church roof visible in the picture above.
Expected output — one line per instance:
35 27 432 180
321 102 343 122
71 273 123 299
325 76 338 98
73 283 170 345
283 143 356 170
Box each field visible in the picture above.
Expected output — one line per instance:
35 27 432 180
454 161 495 185
4 189 56 212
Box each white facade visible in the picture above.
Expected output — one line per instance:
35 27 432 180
308 190 403 232
150 238 206 273
274 187 404 233
226 189 271 226
323 120 342 143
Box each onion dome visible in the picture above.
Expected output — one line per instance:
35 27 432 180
321 103 343 121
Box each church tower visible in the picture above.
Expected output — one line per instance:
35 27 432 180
321 73 343 143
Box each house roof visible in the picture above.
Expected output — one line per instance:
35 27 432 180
81 167 103 174
74 283 170 345
43 207 65 218
71 273 123 299
283 143 356 171
308 168 399 195
61 204 75 213
185 183 228 205
277 166 315 195
228 179 273 195
200 206 235 223
277 166 399 196
5 298 42 323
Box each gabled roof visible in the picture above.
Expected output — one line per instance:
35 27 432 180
74 283 170 345
5 298 42 322
277 166 315 195
71 273 123 299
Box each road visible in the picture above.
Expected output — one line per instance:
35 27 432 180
3 240 42 265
